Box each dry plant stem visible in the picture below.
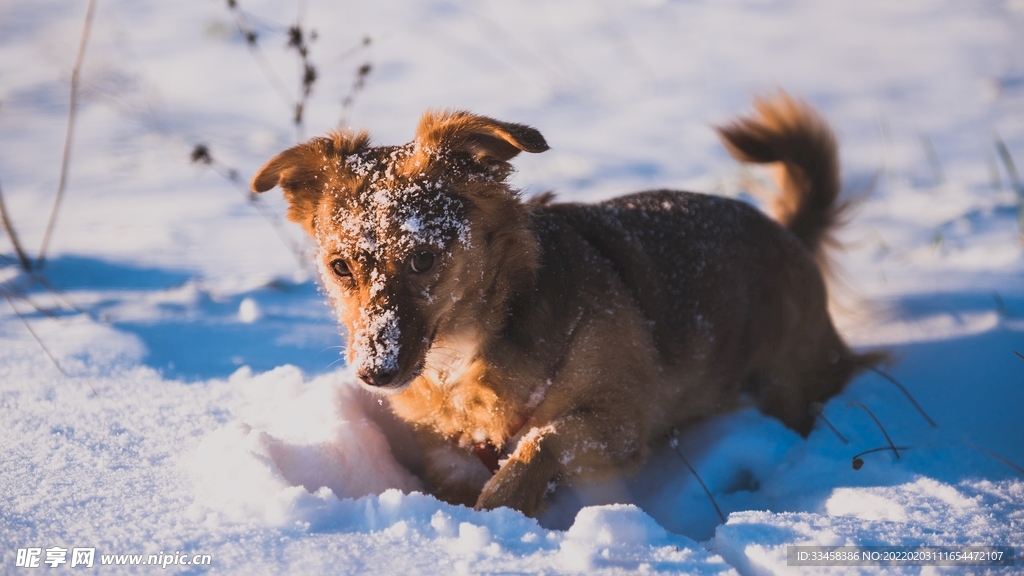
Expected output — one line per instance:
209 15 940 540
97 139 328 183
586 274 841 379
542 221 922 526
38 0 97 269
247 44 294 110
0 180 32 271
331 35 372 64
226 1 293 108
28 274 87 315
226 2 317 141
191 142 308 269
810 402 849 444
994 133 1024 236
0 253 87 315
669 428 726 523
288 24 316 141
847 401 900 459
245 191 309 269
988 151 1004 191
920 134 944 185
208 161 309 270
339 62 372 128
995 134 1023 190
852 445 911 470
0 282 60 319
994 291 1007 315
965 442 1024 478
1 289 98 396
867 365 938 427
293 2 309 141
819 415 849 443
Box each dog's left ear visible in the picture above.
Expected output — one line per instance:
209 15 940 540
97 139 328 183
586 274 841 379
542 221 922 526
251 132 370 235
251 140 329 236
415 110 549 165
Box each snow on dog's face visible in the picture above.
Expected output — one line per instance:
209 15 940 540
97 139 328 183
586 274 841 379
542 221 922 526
252 111 548 391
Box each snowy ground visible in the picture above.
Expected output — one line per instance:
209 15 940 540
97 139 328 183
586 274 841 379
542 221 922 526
2 0 1024 573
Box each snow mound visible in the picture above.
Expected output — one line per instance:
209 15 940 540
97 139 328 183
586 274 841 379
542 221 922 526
559 505 733 574
713 478 1023 575
191 366 421 528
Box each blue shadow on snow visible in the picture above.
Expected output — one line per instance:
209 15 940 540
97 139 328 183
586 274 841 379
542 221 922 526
32 255 343 381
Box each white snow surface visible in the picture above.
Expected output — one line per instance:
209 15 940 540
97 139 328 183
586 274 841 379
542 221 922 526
2 0 1024 574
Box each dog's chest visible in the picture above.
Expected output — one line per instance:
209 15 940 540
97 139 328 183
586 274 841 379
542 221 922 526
389 338 524 448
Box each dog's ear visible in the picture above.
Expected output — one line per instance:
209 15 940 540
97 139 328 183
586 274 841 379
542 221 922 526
415 110 549 165
251 140 329 236
251 131 370 235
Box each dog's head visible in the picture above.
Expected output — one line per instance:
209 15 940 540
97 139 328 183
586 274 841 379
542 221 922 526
252 112 548 391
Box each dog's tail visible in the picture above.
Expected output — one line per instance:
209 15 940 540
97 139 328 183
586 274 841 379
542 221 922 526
720 95 892 423
716 94 848 268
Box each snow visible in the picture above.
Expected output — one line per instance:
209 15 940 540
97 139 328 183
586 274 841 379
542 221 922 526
351 305 401 378
1 0 1023 574
190 366 422 527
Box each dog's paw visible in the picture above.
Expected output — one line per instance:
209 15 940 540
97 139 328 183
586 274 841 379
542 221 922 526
474 459 547 517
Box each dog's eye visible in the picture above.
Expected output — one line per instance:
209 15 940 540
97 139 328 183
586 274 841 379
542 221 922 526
409 251 435 274
330 259 352 278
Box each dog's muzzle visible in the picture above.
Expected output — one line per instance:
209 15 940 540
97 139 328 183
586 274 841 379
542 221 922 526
357 368 397 388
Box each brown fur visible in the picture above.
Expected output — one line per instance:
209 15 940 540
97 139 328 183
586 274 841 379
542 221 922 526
252 95 882 517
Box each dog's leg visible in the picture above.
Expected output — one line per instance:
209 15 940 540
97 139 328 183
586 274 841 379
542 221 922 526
473 297 664 516
475 406 649 516
417 429 492 507
474 424 561 516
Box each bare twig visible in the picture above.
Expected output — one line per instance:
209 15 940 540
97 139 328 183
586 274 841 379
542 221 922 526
988 150 1004 192
1 289 97 396
851 446 912 470
286 18 317 140
965 442 1024 478
877 113 894 183
339 62 372 128
847 401 900 460
809 402 849 444
668 428 726 523
993 292 1007 316
994 133 1024 236
225 0 320 142
995 133 1023 191
0 282 60 319
919 134 944 186
38 0 98 268
190 144 309 270
0 253 87 315
330 35 372 64
226 0 294 109
867 366 938 427
0 178 32 271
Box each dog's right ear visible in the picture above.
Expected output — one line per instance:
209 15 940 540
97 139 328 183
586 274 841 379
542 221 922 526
251 131 370 235
414 110 549 167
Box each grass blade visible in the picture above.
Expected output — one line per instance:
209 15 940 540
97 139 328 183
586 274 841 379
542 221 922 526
0 179 32 271
38 0 98 268
994 133 1024 237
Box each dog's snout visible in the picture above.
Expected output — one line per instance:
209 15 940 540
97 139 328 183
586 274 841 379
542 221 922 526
358 369 397 387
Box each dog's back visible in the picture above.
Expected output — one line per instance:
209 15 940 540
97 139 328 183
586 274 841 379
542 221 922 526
523 95 877 436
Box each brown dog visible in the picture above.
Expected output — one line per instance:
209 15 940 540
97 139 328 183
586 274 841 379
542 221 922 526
251 95 881 517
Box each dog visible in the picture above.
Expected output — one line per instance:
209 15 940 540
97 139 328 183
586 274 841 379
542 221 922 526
251 94 882 517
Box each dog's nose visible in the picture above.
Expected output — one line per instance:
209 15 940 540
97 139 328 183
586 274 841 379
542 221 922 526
358 369 397 387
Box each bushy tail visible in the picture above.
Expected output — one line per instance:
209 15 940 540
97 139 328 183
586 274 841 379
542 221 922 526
720 95 892 421
717 94 848 266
